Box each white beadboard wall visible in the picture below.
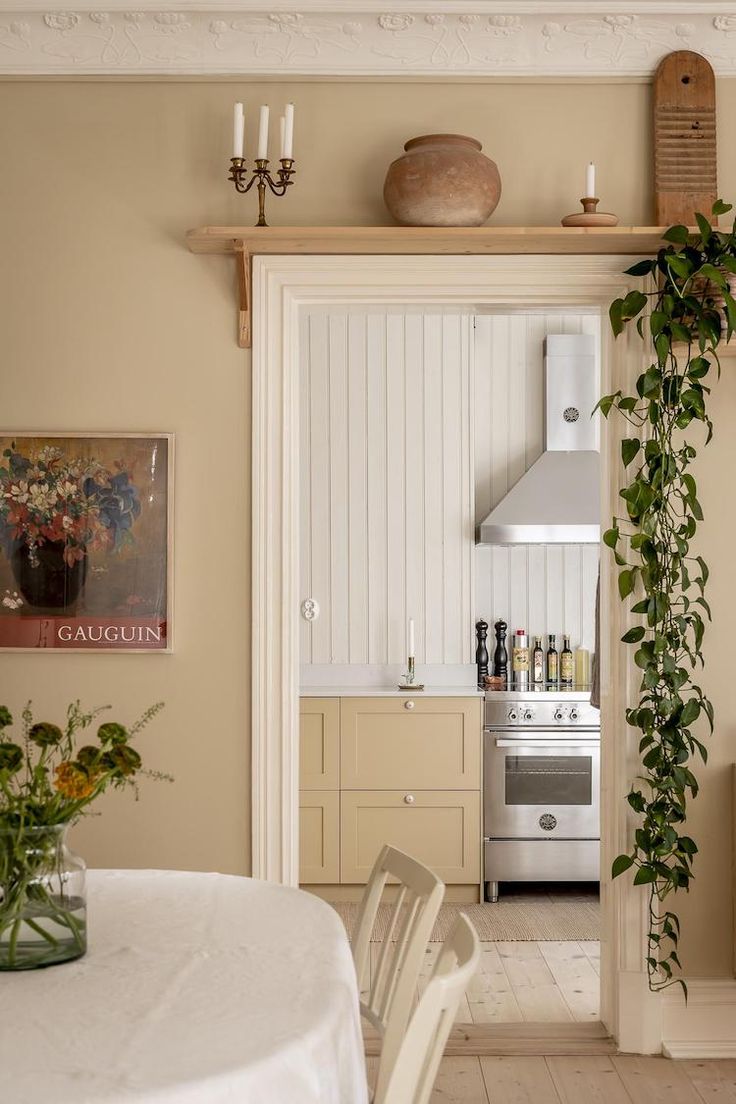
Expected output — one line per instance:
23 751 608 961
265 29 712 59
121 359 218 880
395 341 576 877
299 307 601 669
300 308 474 666
474 311 601 653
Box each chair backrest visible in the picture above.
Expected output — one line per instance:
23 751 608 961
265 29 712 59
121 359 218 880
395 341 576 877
375 914 480 1104
352 845 445 1085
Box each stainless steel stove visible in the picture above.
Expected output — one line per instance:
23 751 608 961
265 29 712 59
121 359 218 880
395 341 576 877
483 692 601 902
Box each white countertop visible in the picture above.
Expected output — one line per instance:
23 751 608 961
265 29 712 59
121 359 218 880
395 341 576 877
300 685 484 697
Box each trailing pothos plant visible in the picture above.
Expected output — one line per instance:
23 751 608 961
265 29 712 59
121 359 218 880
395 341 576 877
599 199 735 995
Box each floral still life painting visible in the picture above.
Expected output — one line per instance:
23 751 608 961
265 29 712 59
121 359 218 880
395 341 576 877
0 434 171 650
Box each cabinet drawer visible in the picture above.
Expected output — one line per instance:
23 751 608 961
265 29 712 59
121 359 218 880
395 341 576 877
300 790 340 883
340 697 481 790
300 698 339 790
340 790 480 884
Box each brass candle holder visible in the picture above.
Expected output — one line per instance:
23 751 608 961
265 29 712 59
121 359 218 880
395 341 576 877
398 656 425 692
228 156 296 227
561 197 618 227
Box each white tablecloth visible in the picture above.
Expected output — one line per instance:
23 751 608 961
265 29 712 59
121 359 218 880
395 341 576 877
1 869 368 1104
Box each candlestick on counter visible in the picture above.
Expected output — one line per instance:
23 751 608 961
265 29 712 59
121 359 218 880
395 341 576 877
399 616 424 691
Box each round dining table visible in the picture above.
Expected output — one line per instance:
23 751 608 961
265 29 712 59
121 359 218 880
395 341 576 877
1 869 369 1104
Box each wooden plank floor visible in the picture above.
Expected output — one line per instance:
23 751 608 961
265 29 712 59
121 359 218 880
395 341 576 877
424 1057 736 1103
372 938 601 1025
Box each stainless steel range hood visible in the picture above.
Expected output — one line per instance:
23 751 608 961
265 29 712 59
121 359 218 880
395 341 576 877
478 334 600 545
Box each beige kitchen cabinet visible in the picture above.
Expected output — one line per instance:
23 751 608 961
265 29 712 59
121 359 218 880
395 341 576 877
299 697 340 790
340 696 481 790
340 790 480 884
299 790 340 883
299 694 482 895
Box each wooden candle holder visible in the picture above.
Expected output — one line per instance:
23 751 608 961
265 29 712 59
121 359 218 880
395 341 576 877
561 197 619 227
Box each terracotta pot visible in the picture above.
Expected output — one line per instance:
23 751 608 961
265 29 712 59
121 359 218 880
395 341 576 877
383 134 501 228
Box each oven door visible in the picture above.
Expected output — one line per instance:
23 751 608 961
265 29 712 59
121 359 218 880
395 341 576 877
484 732 600 840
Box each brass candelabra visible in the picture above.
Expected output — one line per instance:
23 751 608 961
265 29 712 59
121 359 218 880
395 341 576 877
228 157 296 227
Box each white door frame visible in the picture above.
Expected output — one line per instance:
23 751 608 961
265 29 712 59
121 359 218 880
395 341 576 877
250 252 661 1053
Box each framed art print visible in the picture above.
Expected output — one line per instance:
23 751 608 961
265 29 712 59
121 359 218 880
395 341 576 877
0 433 172 651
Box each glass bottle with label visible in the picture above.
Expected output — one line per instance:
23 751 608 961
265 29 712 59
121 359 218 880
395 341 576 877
560 634 574 688
546 634 559 688
532 636 544 688
512 629 529 691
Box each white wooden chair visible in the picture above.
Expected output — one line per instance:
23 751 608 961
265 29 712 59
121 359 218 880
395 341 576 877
352 845 445 1092
374 914 481 1104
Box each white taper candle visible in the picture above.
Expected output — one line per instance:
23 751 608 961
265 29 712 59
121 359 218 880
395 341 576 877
586 161 596 198
233 102 244 159
257 105 270 160
283 102 294 159
408 618 415 658
279 116 285 160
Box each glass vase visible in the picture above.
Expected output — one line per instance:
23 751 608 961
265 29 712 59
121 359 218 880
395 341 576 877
0 824 86 970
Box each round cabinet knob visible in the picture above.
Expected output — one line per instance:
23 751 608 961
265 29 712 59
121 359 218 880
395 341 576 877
554 708 565 722
403 794 416 804
569 708 579 722
404 700 415 710
507 709 519 722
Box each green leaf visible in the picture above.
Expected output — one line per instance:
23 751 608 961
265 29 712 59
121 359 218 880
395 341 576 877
618 569 636 599
712 199 732 217
634 866 658 885
622 626 646 644
621 438 641 466
603 526 619 549
612 854 635 879
695 212 712 244
662 225 690 245
609 298 624 338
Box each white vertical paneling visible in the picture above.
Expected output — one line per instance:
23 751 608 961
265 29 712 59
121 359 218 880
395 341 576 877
308 312 331 664
301 306 473 667
442 314 464 662
366 313 388 663
386 313 406 663
299 313 312 663
423 313 445 664
404 313 426 662
301 306 599 669
347 313 368 663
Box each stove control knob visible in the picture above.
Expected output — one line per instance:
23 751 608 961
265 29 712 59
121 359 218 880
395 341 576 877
554 708 566 722
507 708 519 723
569 708 580 722
522 709 535 722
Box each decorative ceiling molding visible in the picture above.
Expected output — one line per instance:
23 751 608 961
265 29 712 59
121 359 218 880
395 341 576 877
4 6 736 76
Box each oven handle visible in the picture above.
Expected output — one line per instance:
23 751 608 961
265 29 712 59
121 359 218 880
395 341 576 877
493 738 599 749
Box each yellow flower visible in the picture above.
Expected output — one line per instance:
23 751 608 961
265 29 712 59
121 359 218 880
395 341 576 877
54 761 98 800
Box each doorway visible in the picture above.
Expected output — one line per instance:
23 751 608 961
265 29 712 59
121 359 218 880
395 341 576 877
249 252 659 1053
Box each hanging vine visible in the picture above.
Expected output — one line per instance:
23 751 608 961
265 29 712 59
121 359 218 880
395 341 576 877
600 200 733 995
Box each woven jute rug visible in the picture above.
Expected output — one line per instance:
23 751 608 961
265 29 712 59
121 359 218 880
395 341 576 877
331 894 599 942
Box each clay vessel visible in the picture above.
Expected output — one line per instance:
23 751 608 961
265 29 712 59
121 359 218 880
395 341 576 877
383 134 501 227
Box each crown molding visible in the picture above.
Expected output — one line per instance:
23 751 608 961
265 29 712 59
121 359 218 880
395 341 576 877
4 4 736 77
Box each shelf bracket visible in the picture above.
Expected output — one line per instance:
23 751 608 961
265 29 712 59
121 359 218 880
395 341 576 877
236 244 251 349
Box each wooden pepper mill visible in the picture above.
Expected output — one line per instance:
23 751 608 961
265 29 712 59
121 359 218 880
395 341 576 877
475 620 489 687
493 620 508 686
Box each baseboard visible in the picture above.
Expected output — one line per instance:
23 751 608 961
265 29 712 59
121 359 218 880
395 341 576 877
662 978 736 1058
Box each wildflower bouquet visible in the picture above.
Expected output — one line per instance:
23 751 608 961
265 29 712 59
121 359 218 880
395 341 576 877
0 700 168 969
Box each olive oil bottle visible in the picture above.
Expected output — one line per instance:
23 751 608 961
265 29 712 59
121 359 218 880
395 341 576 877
560 634 574 688
546 634 559 688
532 636 544 688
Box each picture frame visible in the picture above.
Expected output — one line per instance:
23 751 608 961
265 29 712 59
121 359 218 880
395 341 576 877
0 432 173 653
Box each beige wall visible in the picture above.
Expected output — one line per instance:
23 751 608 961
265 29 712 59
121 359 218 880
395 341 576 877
2 78 735 974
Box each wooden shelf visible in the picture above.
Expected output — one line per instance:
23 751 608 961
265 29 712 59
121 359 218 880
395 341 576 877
187 224 672 347
187 224 670 257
